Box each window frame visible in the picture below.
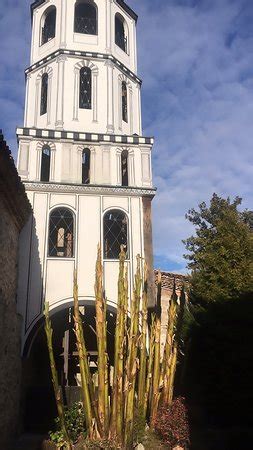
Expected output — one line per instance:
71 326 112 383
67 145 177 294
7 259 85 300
115 13 128 53
122 81 128 123
79 66 92 110
47 207 75 259
40 145 51 182
82 148 91 184
103 209 129 261
74 0 98 36
41 6 57 46
40 73 48 116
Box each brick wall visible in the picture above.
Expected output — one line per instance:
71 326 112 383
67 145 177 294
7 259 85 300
0 132 31 449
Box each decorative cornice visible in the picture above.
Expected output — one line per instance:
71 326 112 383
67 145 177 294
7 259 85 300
17 127 154 146
25 49 142 85
24 181 156 197
31 0 138 22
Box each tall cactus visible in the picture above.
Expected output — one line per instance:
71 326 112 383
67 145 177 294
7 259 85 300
166 286 186 405
137 262 148 415
161 280 178 405
44 302 72 449
150 270 162 427
110 246 128 443
124 255 142 449
73 270 99 437
95 245 109 437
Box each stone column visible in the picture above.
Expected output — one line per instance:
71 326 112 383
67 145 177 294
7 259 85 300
56 55 67 129
92 71 98 123
105 60 115 133
47 71 53 126
73 67 79 121
129 86 133 134
142 197 156 307
60 0 67 48
24 74 31 127
34 76 40 127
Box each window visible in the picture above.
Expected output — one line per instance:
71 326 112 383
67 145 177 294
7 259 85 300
121 150 129 186
115 14 127 53
82 149 91 184
40 73 48 116
104 210 128 259
41 7 56 45
74 1 97 35
40 146 51 182
79 67 92 109
48 208 74 258
122 81 128 123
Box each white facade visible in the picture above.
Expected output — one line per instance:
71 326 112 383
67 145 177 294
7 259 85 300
17 0 156 354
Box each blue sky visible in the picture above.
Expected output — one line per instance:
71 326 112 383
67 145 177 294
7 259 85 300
1 0 253 273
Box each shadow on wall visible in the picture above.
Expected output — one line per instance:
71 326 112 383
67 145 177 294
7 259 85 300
179 293 253 450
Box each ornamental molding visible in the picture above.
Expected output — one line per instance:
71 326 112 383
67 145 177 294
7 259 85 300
25 49 142 85
24 181 156 197
16 127 154 146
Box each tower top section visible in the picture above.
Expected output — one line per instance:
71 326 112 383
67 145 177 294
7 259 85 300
29 0 139 74
31 0 138 22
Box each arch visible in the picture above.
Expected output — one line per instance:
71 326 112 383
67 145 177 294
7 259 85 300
115 13 128 53
103 209 129 259
41 6 56 46
48 207 75 258
74 0 98 35
82 148 91 184
36 141 56 181
118 74 132 130
73 60 98 121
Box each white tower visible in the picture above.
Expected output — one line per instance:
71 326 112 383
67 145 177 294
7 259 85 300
17 0 156 358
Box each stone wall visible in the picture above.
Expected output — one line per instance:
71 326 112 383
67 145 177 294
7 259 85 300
0 132 31 449
154 270 189 350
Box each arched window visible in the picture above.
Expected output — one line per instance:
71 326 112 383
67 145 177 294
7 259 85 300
82 148 91 184
115 14 127 53
79 67 92 109
40 146 51 182
40 73 48 116
122 81 128 123
74 1 97 35
41 7 56 45
104 210 128 259
48 208 74 258
121 150 129 186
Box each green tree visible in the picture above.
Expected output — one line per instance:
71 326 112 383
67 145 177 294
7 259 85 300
183 193 253 302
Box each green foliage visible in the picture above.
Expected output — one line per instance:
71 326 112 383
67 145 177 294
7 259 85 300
183 193 253 302
50 402 86 445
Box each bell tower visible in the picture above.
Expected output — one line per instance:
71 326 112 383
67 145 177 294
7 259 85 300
17 0 156 353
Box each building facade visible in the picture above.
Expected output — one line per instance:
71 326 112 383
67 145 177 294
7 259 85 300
17 0 156 365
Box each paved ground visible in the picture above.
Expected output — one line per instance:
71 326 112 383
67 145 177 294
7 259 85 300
11 434 45 450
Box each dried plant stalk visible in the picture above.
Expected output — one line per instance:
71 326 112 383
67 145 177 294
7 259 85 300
44 302 72 449
95 245 109 437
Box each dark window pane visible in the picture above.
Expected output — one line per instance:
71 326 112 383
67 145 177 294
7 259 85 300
40 74 48 116
115 15 127 52
42 8 56 45
74 3 97 35
122 81 128 123
40 146 51 182
79 67 92 109
48 208 74 258
104 210 128 259
82 149 90 184
121 150 128 186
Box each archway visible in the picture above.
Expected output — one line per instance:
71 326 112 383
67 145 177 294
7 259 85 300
22 304 116 433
